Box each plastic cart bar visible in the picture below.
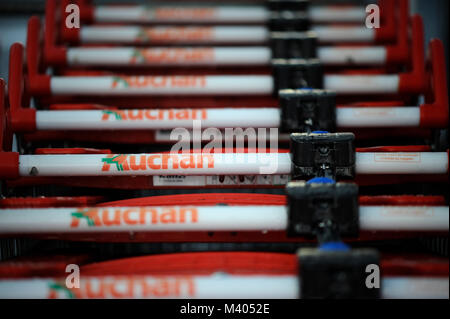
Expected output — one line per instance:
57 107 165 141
1 150 446 178
43 1 408 67
0 275 447 299
25 16 426 97
26 107 420 130
0 204 447 234
10 40 447 134
63 25 388 45
78 1 372 24
59 0 396 44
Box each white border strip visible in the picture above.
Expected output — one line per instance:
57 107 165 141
35 107 421 130
17 152 448 177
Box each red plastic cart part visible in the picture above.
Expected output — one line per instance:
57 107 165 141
47 100 406 109
47 0 272 73
34 148 111 154
81 252 449 277
420 40 449 128
0 196 105 208
43 0 407 68
25 16 278 108
43 0 67 68
0 192 446 243
0 79 9 150
397 15 426 95
0 254 91 279
384 0 409 65
26 10 424 82
20 1 416 108
8 38 446 143
75 0 390 26
1 142 448 188
97 193 447 207
24 15 425 98
0 79 19 179
0 251 446 279
0 193 444 209
60 0 396 45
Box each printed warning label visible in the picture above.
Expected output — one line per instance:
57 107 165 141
153 175 290 186
381 207 434 217
352 108 395 117
374 153 421 163
206 174 289 186
153 175 206 186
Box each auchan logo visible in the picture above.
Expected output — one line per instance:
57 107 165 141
136 27 213 43
111 75 207 89
70 207 198 228
48 276 195 299
48 281 75 299
101 154 215 172
155 8 215 19
101 109 207 121
130 48 215 64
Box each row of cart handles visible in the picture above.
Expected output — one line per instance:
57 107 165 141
0 0 448 299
